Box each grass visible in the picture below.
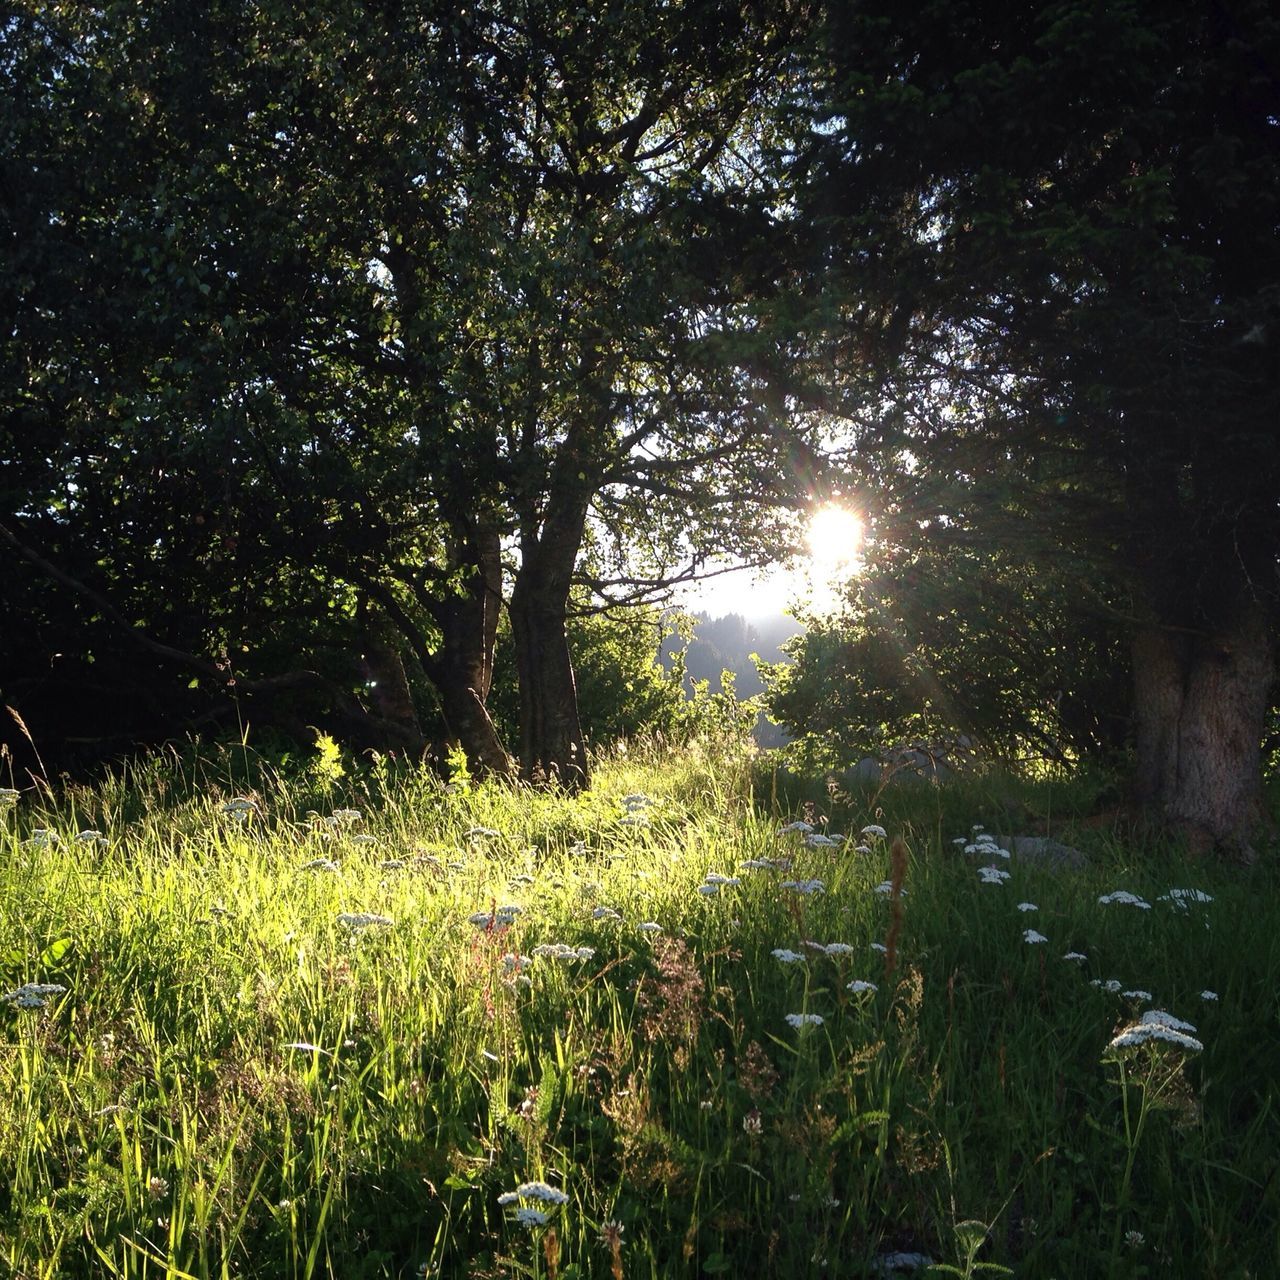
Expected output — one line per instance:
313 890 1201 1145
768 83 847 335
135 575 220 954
1 737 1278 1278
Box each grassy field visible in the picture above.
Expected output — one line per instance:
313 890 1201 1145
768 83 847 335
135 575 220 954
1 739 1278 1278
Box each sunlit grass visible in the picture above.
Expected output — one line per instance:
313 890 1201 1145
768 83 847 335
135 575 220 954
1 740 1277 1277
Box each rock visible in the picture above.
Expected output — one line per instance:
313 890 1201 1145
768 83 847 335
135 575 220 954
1009 835 1087 872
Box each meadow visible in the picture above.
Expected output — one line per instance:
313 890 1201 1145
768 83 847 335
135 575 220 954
1 738 1277 1279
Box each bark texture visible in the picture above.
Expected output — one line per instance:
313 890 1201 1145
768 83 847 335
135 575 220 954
1131 600 1275 859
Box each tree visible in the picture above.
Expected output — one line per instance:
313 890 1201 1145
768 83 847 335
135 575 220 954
787 0 1279 854
3 1 819 785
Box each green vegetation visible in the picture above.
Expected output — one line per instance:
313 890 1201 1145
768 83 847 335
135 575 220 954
2 743 1276 1278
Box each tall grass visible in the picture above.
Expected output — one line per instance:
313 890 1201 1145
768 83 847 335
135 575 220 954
1 740 1277 1277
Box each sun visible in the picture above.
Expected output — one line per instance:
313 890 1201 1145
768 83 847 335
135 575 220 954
807 503 864 575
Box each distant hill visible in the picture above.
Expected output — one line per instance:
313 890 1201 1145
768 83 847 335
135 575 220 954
660 611 803 747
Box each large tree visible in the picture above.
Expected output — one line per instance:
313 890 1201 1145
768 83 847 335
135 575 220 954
3 1 816 784
789 0 1279 855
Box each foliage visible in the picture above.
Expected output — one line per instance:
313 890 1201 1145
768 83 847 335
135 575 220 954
764 539 1131 771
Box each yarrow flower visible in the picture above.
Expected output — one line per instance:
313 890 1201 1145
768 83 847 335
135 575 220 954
785 1012 824 1029
592 906 622 920
514 1181 570 1204
1122 989 1153 1002
299 858 341 873
1200 990 1219 1002
1063 951 1088 962
2 982 67 1009
861 824 888 840
637 921 663 933
532 943 594 961
781 878 825 896
779 820 814 835
772 948 805 964
1140 1009 1198 1035
703 872 740 886
1023 929 1049 945
1016 902 1038 913
805 833 843 848
515 1206 550 1227
1107 1022 1203 1055
337 912 394 930
978 866 1011 884
1158 888 1213 909
847 980 878 994
1098 890 1152 909
1091 978 1124 994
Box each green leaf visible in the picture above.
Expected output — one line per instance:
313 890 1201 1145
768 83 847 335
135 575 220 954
39 938 74 966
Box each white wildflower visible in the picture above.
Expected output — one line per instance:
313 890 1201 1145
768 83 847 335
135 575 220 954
1107 1022 1203 1054
1200 990 1219 1002
1016 902 1038 913
1158 888 1213 908
695 883 720 897
847 980 878 994
592 906 622 920
516 1181 569 1204
1098 891 1152 909
337 912 393 930
637 921 663 933
1140 1009 1198 1035
2 982 67 1009
861 824 887 839
1063 951 1088 962
515 1206 549 1227
772 949 805 964
978 866 1011 884
785 1012 824 1028
739 858 775 870
282 1042 332 1055
1090 978 1124 994
822 942 856 956
781 878 825 895
1122 989 1153 1001
1023 929 1049 945
464 826 501 840
870 942 887 954
703 872 740 886
805 833 843 848
299 858 341 873
779 820 814 835
379 859 406 870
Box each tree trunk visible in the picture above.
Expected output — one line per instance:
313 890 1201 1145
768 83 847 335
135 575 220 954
358 614 425 754
509 575 589 790
423 521 513 778
1131 599 1274 860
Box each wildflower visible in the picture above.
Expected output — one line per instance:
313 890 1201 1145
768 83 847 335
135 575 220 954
869 942 887 954
464 826 500 840
599 1219 624 1247
516 1181 569 1204
592 906 622 920
978 866 1010 884
873 880 905 896
695 883 720 897
379 859 406 870
861 824 888 839
1140 1009 1198 1035
1124 1230 1145 1248
337 912 393 930
501 953 532 972
621 792 651 809
1107 1022 1203 1054
515 1206 550 1227
0 787 19 806
222 797 256 815
822 942 856 956
785 1012 824 1029
331 808 362 822
952 837 967 846
637 921 663 933
1158 888 1213 908
1063 951 1088 962
299 858 341 873
2 982 67 1009
148 1176 169 1201
1122 989 1153 1002
781 878 825 895
805 833 843 848
282 1042 332 1055
350 834 377 846
1200 990 1219 1002
24 828 61 848
1023 930 1049 945
847 980 878 994
739 858 774 870
1016 902 1038 912
76 829 105 843
853 843 873 854
772 948 805 964
779 820 813 835
1090 978 1123 993
703 872 740 886
618 815 649 827
743 1109 764 1134
1098 891 1151 909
